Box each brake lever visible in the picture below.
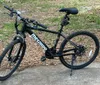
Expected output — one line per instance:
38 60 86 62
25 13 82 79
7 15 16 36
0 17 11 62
4 12 13 17
9 12 13 17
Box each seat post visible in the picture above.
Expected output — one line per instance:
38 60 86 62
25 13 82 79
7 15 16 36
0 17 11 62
61 13 70 26
53 14 70 48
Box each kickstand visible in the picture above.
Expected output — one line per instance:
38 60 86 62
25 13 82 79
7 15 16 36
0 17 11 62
70 54 76 76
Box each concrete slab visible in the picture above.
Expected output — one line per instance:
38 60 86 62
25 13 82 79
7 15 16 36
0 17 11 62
0 63 100 85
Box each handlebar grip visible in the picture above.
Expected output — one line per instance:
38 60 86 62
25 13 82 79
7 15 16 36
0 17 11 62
37 23 47 29
4 5 12 11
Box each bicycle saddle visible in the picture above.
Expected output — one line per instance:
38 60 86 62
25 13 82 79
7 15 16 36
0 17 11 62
59 8 78 15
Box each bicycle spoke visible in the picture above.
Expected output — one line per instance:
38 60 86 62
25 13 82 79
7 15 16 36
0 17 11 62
60 31 99 69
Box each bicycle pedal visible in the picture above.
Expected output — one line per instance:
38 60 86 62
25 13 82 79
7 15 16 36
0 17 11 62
41 56 46 62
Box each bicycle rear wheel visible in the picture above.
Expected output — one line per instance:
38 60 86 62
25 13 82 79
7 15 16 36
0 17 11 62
59 31 99 69
0 39 26 81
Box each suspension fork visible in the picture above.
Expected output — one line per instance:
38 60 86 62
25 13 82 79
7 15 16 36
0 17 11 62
8 43 23 62
5 35 25 62
11 34 26 62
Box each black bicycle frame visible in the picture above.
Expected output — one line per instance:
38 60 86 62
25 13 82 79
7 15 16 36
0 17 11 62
26 25 66 50
19 23 75 57
14 13 77 57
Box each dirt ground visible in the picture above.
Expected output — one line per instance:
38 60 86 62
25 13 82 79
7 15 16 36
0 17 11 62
0 29 100 70
0 34 61 70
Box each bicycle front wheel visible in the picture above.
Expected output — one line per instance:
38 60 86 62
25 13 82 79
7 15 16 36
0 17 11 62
0 39 26 81
59 31 99 69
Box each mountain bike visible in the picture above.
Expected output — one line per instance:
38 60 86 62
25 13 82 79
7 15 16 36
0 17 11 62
0 5 99 81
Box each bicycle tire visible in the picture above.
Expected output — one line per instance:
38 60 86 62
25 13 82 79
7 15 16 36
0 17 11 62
59 31 99 69
0 39 26 81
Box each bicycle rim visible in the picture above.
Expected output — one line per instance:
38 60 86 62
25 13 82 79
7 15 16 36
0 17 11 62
0 40 25 80
60 31 99 69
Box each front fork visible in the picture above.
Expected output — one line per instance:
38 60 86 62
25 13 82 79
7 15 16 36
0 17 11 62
0 34 25 64
9 34 25 62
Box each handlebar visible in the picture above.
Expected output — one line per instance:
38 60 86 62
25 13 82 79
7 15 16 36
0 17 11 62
4 5 47 29
4 5 13 11
30 19 47 29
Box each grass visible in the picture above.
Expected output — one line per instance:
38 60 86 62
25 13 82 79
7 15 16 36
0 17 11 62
0 0 100 69
0 0 100 41
0 22 14 40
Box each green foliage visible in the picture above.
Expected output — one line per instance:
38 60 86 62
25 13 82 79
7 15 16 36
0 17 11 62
12 0 30 3
0 23 14 40
0 0 4 4
0 0 100 41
